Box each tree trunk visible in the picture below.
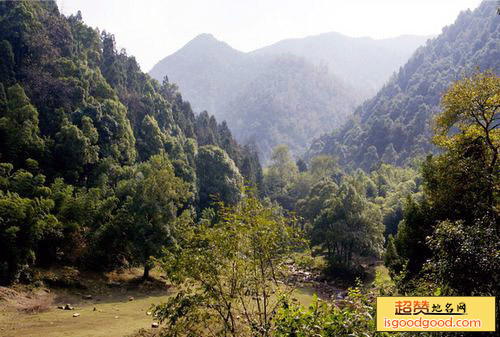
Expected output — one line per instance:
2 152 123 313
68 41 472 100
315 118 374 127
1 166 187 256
142 264 150 280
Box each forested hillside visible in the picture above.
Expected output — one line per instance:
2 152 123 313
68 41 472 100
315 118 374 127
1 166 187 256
149 32 427 162
307 1 500 170
221 55 357 162
0 0 261 284
150 35 358 162
253 32 431 97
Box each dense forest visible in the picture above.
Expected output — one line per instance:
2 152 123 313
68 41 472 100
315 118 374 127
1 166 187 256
307 0 499 170
0 1 498 337
0 0 262 283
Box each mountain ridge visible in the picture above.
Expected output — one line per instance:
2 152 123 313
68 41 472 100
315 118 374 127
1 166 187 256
305 1 499 170
149 31 429 162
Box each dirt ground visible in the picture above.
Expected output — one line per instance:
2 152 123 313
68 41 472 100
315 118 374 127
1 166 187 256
0 268 173 337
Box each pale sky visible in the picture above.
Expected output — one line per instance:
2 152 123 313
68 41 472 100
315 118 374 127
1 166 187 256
56 0 485 72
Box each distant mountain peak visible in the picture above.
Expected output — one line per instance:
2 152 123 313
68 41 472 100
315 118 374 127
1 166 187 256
190 33 217 43
180 33 240 53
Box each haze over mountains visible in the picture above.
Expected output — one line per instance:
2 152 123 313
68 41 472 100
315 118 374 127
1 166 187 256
307 0 499 170
149 32 430 162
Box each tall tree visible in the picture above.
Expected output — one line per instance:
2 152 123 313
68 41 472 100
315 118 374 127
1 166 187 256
195 145 243 211
115 153 191 279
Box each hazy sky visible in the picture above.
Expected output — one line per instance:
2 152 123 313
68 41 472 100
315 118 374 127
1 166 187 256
56 0 485 72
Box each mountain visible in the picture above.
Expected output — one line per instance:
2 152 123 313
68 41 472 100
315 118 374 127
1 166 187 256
253 32 432 97
221 55 357 161
149 33 248 115
306 0 500 170
149 31 428 162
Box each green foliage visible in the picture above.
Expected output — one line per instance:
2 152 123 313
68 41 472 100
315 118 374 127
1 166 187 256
0 0 263 284
386 71 500 297
54 117 99 182
261 144 419 280
0 189 59 284
154 192 304 336
435 70 499 175
196 145 244 210
312 183 384 276
307 1 499 169
115 153 192 278
274 286 391 337
265 145 298 190
0 84 45 166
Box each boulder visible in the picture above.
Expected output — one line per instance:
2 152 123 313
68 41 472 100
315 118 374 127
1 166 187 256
152 322 159 328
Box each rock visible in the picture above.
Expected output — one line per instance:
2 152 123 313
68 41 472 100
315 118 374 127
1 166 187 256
151 322 159 328
57 305 65 310
93 307 97 311
146 311 152 316
64 304 74 310
82 294 93 300
128 296 134 301
73 313 80 317
107 281 121 288
114 316 119 319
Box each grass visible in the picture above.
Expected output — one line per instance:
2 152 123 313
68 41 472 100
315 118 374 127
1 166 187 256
0 268 174 337
3 260 387 337
0 290 171 337
0 267 319 337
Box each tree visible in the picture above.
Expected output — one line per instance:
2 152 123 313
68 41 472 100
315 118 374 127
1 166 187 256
195 145 243 210
435 70 499 206
381 143 398 164
0 84 45 167
296 178 338 224
154 192 303 336
387 71 500 296
0 190 59 284
54 117 99 182
309 155 341 181
115 153 191 279
274 287 380 337
264 145 298 203
0 40 15 84
312 183 383 276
